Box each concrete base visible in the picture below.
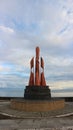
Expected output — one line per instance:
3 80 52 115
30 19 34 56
11 99 65 112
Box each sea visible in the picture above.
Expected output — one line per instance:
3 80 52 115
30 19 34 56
0 87 73 97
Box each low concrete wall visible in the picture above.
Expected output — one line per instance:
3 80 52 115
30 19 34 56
11 99 65 112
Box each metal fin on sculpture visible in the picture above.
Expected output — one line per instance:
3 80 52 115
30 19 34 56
30 57 34 68
40 72 46 86
29 72 34 86
40 57 46 86
41 57 44 68
29 57 34 86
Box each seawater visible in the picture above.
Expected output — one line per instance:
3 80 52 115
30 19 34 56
0 87 24 97
0 87 73 97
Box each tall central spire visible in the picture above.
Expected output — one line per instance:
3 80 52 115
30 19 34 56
35 47 40 85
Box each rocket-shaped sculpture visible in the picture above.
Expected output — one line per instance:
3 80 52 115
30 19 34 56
29 46 46 86
24 46 51 100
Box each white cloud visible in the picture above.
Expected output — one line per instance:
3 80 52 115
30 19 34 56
45 56 73 67
0 25 14 33
49 81 73 90
0 65 3 71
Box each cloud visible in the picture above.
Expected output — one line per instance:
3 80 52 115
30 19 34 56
0 0 73 49
0 65 3 71
49 81 73 90
0 25 14 33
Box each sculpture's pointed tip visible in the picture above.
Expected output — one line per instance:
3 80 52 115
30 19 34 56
36 46 39 48
36 46 40 52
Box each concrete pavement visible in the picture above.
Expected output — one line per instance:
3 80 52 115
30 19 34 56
0 101 73 129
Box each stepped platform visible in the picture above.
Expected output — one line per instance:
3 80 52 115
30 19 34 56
11 98 65 112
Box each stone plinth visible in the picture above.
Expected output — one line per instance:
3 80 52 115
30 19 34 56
11 99 65 112
24 86 51 100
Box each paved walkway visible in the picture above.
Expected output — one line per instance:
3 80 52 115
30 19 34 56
0 101 73 129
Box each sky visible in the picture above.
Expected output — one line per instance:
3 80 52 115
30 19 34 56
0 0 73 97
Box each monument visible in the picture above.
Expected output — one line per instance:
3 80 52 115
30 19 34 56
11 47 65 112
24 46 51 100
